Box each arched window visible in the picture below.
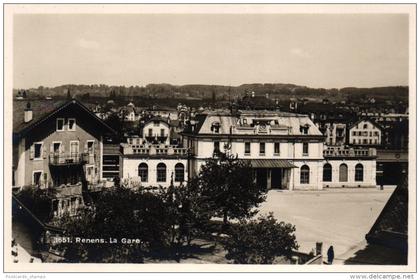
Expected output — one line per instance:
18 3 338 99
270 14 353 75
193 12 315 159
175 163 185 182
138 163 148 182
300 165 310 184
339 164 348 182
323 163 332 182
157 163 167 182
355 163 364 182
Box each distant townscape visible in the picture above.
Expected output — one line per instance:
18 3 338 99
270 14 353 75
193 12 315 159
12 84 408 264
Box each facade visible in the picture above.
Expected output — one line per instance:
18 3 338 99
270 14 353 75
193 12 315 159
13 99 116 217
120 117 189 188
349 119 382 146
322 146 377 188
140 117 171 145
182 110 325 190
322 123 347 146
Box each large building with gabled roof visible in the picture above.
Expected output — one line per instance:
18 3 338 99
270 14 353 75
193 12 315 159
13 99 117 217
181 109 326 190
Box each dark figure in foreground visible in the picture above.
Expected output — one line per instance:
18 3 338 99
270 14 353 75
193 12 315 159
327 246 334 264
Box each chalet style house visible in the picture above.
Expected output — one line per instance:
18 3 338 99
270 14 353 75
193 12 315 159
13 99 116 217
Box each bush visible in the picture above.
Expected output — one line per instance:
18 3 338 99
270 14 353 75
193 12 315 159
16 187 55 222
224 213 298 264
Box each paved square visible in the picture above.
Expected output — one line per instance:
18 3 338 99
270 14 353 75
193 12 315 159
258 187 395 260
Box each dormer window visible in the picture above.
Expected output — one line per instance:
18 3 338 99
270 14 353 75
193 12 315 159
211 122 221 133
300 125 309 135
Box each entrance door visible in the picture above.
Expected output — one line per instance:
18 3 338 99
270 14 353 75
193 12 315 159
271 168 282 189
256 169 267 190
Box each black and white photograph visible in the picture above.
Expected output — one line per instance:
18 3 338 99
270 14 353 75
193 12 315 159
3 3 416 274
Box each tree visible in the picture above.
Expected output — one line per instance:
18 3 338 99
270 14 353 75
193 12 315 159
56 187 177 262
162 179 213 247
16 187 55 223
197 155 266 226
224 213 299 264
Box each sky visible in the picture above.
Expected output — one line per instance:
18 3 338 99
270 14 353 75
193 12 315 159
13 13 409 89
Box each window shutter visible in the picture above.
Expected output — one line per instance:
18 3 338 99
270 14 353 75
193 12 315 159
50 144 54 154
43 144 47 159
30 145 35 160
61 143 65 154
84 142 88 153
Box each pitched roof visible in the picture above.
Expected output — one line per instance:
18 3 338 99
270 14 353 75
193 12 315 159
13 99 117 137
349 118 384 130
366 176 408 252
188 110 322 136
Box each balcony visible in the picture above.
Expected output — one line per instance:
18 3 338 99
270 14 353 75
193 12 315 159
49 153 95 166
323 147 377 159
121 143 190 157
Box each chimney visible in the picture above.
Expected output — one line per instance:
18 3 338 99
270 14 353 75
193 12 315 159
24 102 33 123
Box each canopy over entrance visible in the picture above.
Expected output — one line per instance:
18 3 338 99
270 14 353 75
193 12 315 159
247 159 297 169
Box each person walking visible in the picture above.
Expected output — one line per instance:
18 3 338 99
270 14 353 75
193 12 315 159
327 245 334 265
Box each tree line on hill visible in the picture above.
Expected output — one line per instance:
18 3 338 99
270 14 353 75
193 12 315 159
14 83 408 106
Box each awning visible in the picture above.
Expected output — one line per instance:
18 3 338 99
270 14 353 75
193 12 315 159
247 159 297 169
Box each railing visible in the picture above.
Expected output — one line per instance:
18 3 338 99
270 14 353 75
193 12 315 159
234 125 291 135
122 144 189 156
323 147 376 158
49 153 94 165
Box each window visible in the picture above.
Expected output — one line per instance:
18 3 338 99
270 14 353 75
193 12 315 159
274 143 280 155
353 139 356 144
211 122 221 133
53 142 61 154
352 131 356 136
363 139 368 144
243 119 247 125
214 141 220 153
160 128 165 137
355 163 364 182
339 164 348 182
138 163 148 182
363 124 368 129
244 142 251 155
259 142 265 155
148 128 153 137
300 125 309 135
323 163 332 182
33 171 42 186
68 118 76 131
303 142 309 156
56 118 64 131
34 143 43 159
157 163 167 182
87 141 94 154
175 163 185 182
300 165 310 184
